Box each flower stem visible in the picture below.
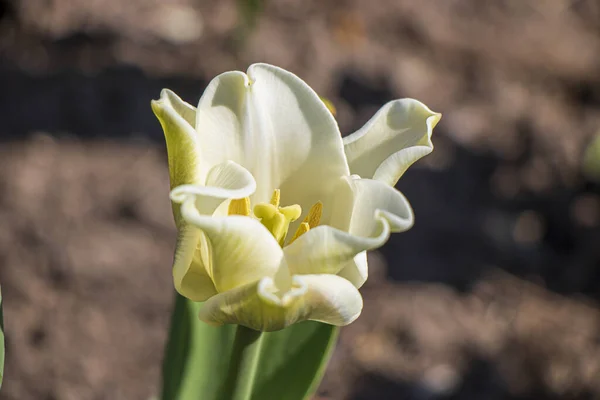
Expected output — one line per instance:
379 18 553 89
223 325 264 400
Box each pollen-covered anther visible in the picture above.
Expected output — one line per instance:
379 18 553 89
270 189 281 207
228 197 251 216
289 222 310 244
289 201 323 244
305 201 323 228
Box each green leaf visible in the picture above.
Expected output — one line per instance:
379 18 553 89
253 323 338 400
161 294 236 400
161 293 338 400
0 286 5 390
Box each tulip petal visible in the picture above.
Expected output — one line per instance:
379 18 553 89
179 197 284 293
169 160 257 301
194 70 249 182
343 99 441 186
151 89 201 190
194 63 349 212
337 251 368 289
170 160 256 216
246 64 349 209
286 177 412 278
346 177 414 236
198 274 363 332
152 89 206 233
172 225 217 302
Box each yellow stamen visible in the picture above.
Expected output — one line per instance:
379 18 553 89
254 192 302 246
304 201 323 228
289 201 323 244
289 222 310 244
280 204 302 221
270 189 280 207
228 197 251 216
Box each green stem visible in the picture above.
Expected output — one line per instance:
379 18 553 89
222 325 264 400
160 293 191 400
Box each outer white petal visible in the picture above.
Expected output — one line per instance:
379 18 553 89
179 197 284 293
337 251 368 289
198 274 363 332
343 99 441 186
346 177 414 236
288 177 412 278
194 63 349 210
194 71 249 184
246 64 349 210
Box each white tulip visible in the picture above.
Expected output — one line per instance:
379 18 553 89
152 64 440 331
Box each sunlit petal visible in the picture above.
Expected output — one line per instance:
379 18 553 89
151 89 202 225
172 225 217 301
198 274 362 331
194 64 349 213
179 196 284 293
337 251 368 289
170 160 256 216
343 99 440 186
287 177 412 277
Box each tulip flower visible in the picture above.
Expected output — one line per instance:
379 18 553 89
152 63 440 332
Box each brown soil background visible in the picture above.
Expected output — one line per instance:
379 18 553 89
2 1 600 399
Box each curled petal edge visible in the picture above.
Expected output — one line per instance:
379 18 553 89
343 99 441 186
170 160 257 216
178 196 284 294
286 177 413 279
198 274 363 332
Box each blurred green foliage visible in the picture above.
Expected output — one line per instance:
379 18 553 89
161 294 338 400
583 132 600 182
238 0 264 30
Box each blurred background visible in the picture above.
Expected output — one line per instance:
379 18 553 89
2 0 600 399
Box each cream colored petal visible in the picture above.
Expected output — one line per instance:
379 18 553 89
194 71 249 183
287 177 412 277
343 99 441 186
346 177 414 236
168 161 256 301
172 224 217 302
151 89 200 189
170 160 256 216
246 64 349 210
198 274 363 332
194 63 349 211
152 89 203 226
284 224 381 276
179 197 284 293
337 251 368 289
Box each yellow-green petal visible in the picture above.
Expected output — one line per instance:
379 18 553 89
151 89 202 226
151 89 200 188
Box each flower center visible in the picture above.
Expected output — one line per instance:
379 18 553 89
254 190 301 246
227 189 323 247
